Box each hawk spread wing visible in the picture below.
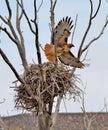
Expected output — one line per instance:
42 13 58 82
59 51 84 68
53 16 73 47
44 17 84 68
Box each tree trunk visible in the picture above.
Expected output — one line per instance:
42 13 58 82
38 112 52 130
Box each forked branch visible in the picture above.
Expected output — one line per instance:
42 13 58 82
0 0 28 69
81 16 108 55
78 0 101 58
16 0 35 34
0 26 17 44
17 0 42 66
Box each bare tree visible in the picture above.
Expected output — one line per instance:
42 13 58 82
81 87 108 130
0 0 108 130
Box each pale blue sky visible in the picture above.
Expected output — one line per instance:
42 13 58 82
0 0 108 116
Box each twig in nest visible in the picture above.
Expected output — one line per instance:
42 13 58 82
14 62 81 113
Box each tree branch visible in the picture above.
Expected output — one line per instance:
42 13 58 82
0 15 8 24
77 0 93 58
4 1 19 41
17 0 43 73
37 0 43 13
77 0 101 58
8 21 27 69
51 95 62 129
31 0 42 66
71 14 78 44
16 0 35 34
50 0 57 43
0 48 24 84
81 16 108 55
5 0 12 20
0 26 17 44
92 0 101 19
16 0 43 68
52 0 57 11
0 0 28 69
50 0 58 65
18 0 23 20
16 0 28 68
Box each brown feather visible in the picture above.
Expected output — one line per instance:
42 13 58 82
44 44 55 62
53 17 73 46
59 51 84 68
44 44 63 62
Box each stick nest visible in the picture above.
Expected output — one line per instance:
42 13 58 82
15 62 81 112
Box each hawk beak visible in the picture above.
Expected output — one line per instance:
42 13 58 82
67 44 75 48
72 44 75 47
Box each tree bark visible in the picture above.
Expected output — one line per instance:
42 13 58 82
38 112 52 130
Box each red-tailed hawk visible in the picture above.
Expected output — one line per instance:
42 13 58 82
44 17 84 68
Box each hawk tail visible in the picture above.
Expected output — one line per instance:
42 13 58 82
44 44 55 62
